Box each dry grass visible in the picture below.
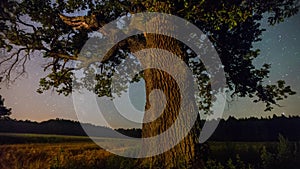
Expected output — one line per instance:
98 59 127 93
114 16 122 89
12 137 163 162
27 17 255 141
0 143 112 169
2 134 298 169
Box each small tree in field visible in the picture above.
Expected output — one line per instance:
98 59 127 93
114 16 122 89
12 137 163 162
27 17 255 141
0 95 11 119
0 77 11 119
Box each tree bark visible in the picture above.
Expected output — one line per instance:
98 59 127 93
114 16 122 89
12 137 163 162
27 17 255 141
138 32 203 168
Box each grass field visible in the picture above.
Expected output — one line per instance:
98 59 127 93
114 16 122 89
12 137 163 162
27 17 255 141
0 133 134 169
0 133 143 169
0 142 112 169
0 133 299 169
0 133 93 144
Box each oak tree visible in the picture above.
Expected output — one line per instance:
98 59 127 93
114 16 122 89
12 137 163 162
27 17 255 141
0 0 298 168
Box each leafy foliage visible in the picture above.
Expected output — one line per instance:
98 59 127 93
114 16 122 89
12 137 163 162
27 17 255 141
0 0 298 113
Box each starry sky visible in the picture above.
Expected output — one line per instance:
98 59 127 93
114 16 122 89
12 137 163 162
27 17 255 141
0 13 299 128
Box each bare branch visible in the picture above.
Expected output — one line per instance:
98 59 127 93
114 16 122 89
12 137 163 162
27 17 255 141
16 16 37 32
0 47 29 82
49 52 80 61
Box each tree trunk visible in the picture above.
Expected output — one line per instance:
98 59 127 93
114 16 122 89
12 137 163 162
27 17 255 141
137 32 203 168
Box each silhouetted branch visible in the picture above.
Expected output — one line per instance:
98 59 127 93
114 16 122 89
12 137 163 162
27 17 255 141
0 47 29 83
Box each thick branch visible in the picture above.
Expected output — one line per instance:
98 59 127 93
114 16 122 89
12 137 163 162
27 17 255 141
59 14 100 30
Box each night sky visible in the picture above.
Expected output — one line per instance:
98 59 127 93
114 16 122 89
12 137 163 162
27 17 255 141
1 13 300 128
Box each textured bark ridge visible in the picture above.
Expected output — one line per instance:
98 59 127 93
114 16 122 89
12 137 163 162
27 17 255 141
137 18 202 168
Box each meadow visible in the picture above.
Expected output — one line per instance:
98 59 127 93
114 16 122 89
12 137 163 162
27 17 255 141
0 133 132 169
1 133 299 169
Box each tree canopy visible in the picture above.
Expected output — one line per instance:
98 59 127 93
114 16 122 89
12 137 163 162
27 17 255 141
0 0 297 112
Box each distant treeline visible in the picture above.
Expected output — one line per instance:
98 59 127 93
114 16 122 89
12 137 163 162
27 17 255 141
210 115 300 141
0 118 121 138
1 115 300 141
